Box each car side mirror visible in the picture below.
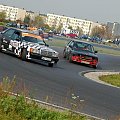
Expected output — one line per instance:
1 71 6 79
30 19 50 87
0 31 4 34
46 44 49 47
16 38 21 41
94 51 98 53
69 45 73 48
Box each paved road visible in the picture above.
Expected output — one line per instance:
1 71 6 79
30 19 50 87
0 47 120 119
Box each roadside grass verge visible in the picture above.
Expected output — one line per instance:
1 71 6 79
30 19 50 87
46 38 120 56
94 47 120 56
46 38 68 47
0 77 88 120
99 74 120 87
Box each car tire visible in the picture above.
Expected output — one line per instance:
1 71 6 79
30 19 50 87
54 60 58 64
21 49 27 61
0 40 2 52
92 65 97 69
69 54 73 63
48 63 53 67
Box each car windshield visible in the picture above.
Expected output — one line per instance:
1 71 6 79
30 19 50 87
73 42 94 53
22 36 45 45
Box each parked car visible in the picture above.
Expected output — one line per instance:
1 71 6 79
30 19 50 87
0 28 59 67
6 22 17 28
63 40 98 68
66 33 78 38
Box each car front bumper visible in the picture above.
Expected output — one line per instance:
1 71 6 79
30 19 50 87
28 53 59 63
71 55 98 66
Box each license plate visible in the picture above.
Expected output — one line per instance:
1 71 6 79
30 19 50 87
81 61 90 64
41 57 51 61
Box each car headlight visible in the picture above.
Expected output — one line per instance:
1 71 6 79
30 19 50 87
52 52 58 57
30 48 39 53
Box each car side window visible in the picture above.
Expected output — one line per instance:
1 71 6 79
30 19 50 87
11 30 21 41
68 41 73 46
3 29 15 38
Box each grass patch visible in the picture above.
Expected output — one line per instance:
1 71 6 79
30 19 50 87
0 77 88 120
46 37 120 56
99 74 120 87
46 39 68 47
94 47 120 56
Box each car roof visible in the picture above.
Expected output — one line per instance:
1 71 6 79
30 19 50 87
22 33 43 40
7 27 43 40
71 39 92 45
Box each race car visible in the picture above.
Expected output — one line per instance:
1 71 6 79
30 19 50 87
63 40 98 68
0 28 59 67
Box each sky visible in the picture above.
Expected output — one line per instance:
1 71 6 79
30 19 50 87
0 0 120 24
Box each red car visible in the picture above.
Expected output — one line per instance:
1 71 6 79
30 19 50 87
63 40 98 68
66 33 78 38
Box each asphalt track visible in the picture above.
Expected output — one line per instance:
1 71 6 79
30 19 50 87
0 46 120 119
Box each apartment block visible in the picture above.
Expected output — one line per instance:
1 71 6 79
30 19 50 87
26 10 39 20
47 13 101 35
0 4 26 21
107 22 120 36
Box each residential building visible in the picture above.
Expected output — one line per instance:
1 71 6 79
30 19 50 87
47 13 101 35
39 13 47 23
107 22 120 37
0 4 26 21
26 10 39 21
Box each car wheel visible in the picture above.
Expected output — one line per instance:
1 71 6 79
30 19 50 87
54 60 58 64
21 49 27 61
92 65 97 69
0 40 2 52
69 54 73 63
48 63 53 67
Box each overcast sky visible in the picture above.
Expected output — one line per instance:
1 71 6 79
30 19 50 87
0 0 120 24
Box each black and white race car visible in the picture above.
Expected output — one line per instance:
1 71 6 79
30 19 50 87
0 28 59 67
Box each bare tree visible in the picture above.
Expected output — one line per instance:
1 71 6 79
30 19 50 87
90 26 106 38
104 25 112 39
33 16 44 28
56 23 63 33
76 26 83 36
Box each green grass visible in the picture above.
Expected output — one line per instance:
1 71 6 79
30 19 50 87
46 38 120 56
99 74 120 87
94 47 120 56
0 77 87 120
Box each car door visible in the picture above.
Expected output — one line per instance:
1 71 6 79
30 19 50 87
1 28 15 50
9 30 22 53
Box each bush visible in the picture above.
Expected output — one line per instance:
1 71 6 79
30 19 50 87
0 22 5 26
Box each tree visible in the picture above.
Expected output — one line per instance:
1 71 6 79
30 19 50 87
24 15 30 24
104 25 112 39
43 24 50 30
76 26 83 36
56 24 63 33
68 26 73 30
0 11 6 22
90 26 106 38
33 16 44 28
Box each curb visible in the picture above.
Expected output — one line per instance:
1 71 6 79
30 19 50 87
7 91 103 120
80 70 120 89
